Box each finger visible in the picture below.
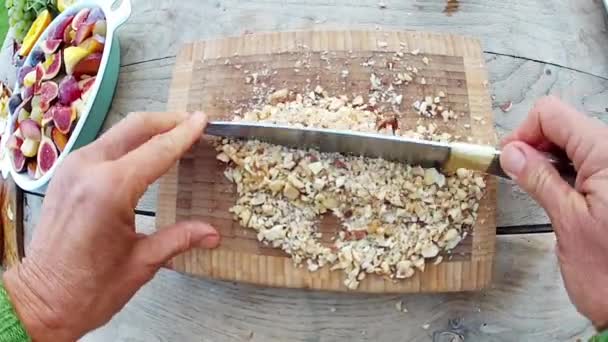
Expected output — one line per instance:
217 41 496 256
500 141 587 235
501 96 601 162
93 112 190 160
133 221 220 268
119 111 207 191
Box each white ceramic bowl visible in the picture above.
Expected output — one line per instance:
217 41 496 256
2 0 131 191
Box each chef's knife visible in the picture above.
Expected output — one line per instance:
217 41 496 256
205 121 576 180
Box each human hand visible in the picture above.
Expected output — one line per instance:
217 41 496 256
2 112 220 341
500 96 608 329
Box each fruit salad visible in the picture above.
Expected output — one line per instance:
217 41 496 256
7 7 106 179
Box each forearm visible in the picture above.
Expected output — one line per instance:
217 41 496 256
2 262 74 342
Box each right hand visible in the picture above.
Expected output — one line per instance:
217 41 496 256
500 96 608 329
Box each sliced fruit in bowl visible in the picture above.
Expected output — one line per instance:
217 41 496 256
4 0 132 191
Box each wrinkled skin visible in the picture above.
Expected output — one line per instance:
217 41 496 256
500 96 608 329
3 112 219 341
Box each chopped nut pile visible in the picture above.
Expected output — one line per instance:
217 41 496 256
216 90 487 290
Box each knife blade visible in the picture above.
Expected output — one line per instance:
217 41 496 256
205 121 575 180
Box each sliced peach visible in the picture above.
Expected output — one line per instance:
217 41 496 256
73 53 101 79
63 46 90 75
78 35 104 54
73 22 94 46
52 128 68 152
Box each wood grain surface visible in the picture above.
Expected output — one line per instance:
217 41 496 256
157 30 497 293
0 178 23 267
8 0 608 339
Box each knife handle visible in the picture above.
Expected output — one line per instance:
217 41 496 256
444 142 577 183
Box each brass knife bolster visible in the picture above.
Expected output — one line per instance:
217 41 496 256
443 143 505 178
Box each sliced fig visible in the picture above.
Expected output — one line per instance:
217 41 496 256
71 8 90 30
85 8 105 24
58 76 81 105
42 105 56 127
27 160 38 178
73 22 94 46
41 53 62 80
8 94 22 116
78 77 96 93
7 135 23 150
20 119 42 141
92 20 106 37
53 105 73 134
12 149 26 173
73 53 101 79
39 82 59 109
79 35 104 54
30 64 45 94
17 65 34 87
52 128 68 153
20 138 40 158
37 137 58 175
51 15 74 41
41 39 62 55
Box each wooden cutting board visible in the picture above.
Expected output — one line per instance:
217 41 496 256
157 30 496 293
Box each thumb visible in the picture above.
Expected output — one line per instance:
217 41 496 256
134 221 220 267
500 141 582 217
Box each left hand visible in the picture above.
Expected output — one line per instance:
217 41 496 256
3 111 220 341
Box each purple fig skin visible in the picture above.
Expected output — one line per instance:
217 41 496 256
17 65 34 86
51 15 74 41
20 119 42 141
85 7 105 24
58 76 81 106
37 137 58 174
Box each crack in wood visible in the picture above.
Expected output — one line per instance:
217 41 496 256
484 50 608 81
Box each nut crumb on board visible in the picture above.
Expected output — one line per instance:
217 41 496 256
217 91 487 290
215 48 488 290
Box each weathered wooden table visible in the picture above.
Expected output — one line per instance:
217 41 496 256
2 1 608 340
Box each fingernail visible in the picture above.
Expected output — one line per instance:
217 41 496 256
197 233 220 248
501 144 526 179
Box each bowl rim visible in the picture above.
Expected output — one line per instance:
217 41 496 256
5 0 119 191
